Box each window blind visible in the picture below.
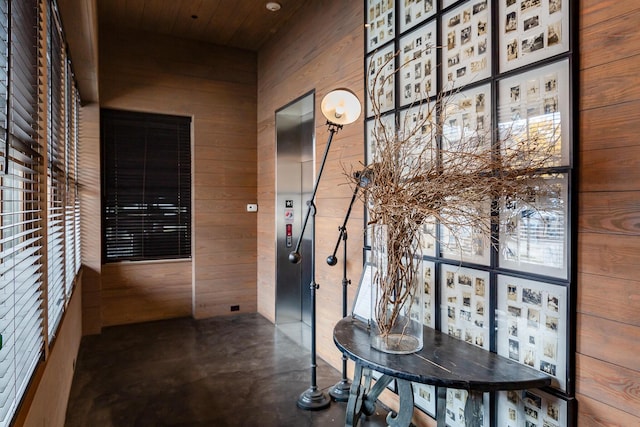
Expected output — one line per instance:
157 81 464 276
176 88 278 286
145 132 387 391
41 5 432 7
64 60 79 299
46 0 65 340
0 0 44 426
101 109 191 262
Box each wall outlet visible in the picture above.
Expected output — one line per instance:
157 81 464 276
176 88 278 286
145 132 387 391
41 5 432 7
246 203 258 212
230 305 240 312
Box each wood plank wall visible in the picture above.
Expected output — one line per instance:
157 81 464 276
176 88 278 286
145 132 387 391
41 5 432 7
578 0 640 425
18 277 83 427
69 0 640 424
256 0 640 425
79 103 103 334
94 25 258 326
257 0 365 353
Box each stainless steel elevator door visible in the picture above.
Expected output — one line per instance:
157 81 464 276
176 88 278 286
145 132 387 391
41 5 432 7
275 92 314 326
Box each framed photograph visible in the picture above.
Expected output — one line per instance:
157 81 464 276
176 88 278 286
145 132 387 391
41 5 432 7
444 389 490 427
499 173 569 279
439 200 492 266
366 0 395 53
496 275 568 391
440 264 491 349
352 262 375 321
366 44 396 117
413 382 436 417
366 114 396 166
399 20 437 107
497 58 571 167
441 83 492 168
499 0 570 72
399 0 436 33
497 388 571 427
420 218 437 258
397 104 438 179
441 0 491 90
422 260 436 328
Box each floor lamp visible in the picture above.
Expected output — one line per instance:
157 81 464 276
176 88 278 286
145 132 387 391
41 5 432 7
289 88 361 410
326 177 361 401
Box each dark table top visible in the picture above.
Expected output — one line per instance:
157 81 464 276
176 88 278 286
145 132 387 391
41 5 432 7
334 317 551 392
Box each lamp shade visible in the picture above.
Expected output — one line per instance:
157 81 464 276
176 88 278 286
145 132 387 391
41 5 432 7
321 88 361 125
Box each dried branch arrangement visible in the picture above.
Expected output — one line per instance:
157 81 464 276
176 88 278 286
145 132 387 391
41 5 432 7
357 46 562 349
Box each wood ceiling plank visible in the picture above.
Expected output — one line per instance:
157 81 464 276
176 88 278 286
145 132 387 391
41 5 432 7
140 0 182 34
98 0 305 51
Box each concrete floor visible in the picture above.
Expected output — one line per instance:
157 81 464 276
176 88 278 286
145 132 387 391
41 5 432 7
65 313 390 426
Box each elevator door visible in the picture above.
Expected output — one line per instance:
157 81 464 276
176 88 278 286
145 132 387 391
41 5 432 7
275 92 315 326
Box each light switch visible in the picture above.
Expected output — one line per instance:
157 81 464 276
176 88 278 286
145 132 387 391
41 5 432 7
246 204 258 212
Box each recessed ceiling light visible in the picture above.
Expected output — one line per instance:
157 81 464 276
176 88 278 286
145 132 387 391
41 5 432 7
266 2 281 12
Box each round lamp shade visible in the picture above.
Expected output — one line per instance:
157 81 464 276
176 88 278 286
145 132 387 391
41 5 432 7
321 88 361 125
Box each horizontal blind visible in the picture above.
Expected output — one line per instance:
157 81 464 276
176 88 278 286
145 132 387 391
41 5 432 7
0 0 44 426
102 109 191 262
64 61 78 298
46 0 65 339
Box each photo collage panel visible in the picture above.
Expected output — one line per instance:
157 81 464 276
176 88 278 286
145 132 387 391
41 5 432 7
497 388 568 427
439 200 492 266
441 0 491 89
441 265 490 349
497 275 568 391
445 390 489 427
441 83 492 168
366 114 397 166
498 59 570 167
399 0 435 33
499 0 569 71
367 0 395 53
423 260 436 328
397 104 438 178
366 43 396 117
500 174 568 279
399 20 437 106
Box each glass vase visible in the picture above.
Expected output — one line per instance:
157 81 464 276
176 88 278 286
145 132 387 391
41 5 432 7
370 223 424 354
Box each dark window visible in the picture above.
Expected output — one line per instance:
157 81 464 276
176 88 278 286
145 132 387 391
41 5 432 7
101 109 191 262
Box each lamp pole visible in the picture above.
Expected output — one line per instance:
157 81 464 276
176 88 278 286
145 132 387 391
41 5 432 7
327 179 361 401
290 122 341 410
289 88 361 411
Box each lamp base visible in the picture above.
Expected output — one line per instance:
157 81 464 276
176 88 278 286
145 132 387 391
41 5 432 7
296 387 331 411
329 379 352 402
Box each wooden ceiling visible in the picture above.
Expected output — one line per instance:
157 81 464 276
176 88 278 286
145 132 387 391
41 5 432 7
97 0 306 52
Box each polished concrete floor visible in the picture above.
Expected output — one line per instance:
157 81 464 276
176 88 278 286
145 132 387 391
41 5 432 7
65 313 390 426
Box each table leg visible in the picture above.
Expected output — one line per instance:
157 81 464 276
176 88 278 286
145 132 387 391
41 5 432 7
385 378 414 427
345 363 396 427
345 363 365 427
436 387 447 427
463 390 483 427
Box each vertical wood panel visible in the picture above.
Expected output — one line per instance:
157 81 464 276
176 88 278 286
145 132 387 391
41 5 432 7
580 1 640 31
79 103 103 335
578 0 640 424
578 273 640 327
101 262 192 326
18 278 83 427
579 8 640 69
576 353 640 417
98 25 257 324
256 0 364 368
576 314 640 371
576 392 640 427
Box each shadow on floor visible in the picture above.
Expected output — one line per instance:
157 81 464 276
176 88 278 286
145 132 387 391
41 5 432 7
65 313 390 427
